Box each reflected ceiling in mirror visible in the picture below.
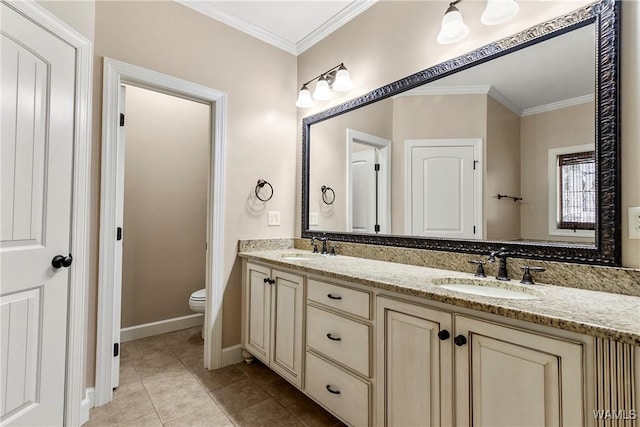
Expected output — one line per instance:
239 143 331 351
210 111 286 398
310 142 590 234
301 0 620 266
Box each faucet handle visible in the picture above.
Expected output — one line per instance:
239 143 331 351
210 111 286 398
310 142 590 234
329 245 339 256
468 260 487 277
520 266 545 284
310 237 318 253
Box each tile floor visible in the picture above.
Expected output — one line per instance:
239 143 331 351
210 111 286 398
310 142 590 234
86 327 344 427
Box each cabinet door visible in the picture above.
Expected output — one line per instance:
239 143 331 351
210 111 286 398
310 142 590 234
455 315 584 427
244 263 271 363
376 297 453 426
270 269 304 387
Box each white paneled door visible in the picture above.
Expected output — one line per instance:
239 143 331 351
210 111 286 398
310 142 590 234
407 139 482 239
1 3 76 425
351 148 376 233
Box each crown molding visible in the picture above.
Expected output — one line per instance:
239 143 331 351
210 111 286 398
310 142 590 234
521 94 594 117
176 0 377 56
296 0 378 55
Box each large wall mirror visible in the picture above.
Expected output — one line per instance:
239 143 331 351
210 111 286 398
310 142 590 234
302 0 620 265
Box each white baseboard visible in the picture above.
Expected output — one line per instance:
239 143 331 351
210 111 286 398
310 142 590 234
80 387 95 425
120 313 204 342
221 344 243 367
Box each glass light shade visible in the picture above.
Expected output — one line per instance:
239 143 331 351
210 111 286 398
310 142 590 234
332 66 353 91
481 0 519 25
313 77 332 100
296 85 313 108
437 6 469 45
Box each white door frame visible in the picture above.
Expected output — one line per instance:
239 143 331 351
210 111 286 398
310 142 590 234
346 129 391 233
4 1 93 425
404 138 483 238
96 58 227 406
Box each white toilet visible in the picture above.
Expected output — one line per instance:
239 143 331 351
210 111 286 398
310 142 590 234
189 288 206 339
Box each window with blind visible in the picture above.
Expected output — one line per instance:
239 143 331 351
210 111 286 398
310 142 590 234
557 151 595 230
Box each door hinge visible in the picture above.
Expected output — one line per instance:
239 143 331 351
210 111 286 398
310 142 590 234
116 227 122 241
473 226 476 234
473 160 478 170
375 224 381 232
120 113 125 127
113 343 119 357
374 163 380 171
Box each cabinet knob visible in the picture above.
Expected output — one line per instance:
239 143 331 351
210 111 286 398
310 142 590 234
327 294 342 300
326 333 342 341
263 278 275 285
438 330 450 341
325 384 341 395
454 335 468 346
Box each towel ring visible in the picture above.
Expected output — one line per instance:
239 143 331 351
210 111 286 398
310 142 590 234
321 185 335 205
255 179 273 202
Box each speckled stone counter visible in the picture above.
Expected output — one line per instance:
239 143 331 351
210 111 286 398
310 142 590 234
239 249 640 346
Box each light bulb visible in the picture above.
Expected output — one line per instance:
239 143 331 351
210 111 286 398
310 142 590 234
437 4 469 45
313 76 332 100
332 65 353 91
296 85 313 108
481 0 519 25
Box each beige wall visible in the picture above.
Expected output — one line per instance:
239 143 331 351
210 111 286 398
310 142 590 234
520 102 595 243
309 98 393 232
391 94 487 234
486 97 521 240
298 0 640 268
121 86 209 328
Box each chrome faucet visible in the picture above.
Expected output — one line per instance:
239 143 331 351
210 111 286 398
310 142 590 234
488 247 510 281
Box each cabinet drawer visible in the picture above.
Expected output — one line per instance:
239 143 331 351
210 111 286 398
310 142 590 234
306 351 370 427
308 279 370 319
307 305 370 377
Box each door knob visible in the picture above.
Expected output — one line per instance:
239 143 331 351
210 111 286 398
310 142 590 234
52 254 73 269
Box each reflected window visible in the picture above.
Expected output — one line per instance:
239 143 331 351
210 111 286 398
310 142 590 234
557 151 595 230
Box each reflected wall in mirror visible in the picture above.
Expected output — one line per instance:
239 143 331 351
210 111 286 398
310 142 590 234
302 0 620 265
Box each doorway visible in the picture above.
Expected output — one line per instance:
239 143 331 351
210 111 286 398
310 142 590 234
346 129 391 234
96 59 227 406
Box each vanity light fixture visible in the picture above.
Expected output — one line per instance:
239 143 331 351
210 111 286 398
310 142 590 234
437 0 519 44
296 63 353 108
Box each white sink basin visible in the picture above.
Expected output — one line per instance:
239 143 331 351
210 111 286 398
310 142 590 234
435 279 542 300
280 252 321 261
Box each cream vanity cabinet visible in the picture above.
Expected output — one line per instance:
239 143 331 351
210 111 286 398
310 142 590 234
243 262 304 387
377 296 587 427
304 278 373 427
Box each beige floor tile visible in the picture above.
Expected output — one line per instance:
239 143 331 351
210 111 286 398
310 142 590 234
85 390 155 426
164 402 234 427
186 360 246 392
144 373 212 423
115 412 163 427
132 353 188 379
113 379 145 400
230 398 304 427
235 360 281 387
262 377 306 408
285 394 342 427
119 362 141 386
208 378 270 415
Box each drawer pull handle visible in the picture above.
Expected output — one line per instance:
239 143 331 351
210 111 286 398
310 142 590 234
325 384 341 395
327 294 342 300
326 333 342 341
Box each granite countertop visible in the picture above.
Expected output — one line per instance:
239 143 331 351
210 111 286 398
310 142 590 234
239 249 640 346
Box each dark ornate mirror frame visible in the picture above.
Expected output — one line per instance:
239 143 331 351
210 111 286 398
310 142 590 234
302 0 620 266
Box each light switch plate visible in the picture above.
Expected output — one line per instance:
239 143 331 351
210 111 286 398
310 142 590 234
268 211 280 226
309 212 319 226
629 207 640 239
